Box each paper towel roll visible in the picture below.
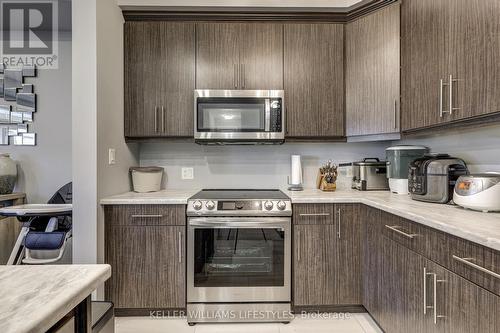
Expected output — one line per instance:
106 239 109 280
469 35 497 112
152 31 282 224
290 155 303 185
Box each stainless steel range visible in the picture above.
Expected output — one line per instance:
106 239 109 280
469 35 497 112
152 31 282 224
186 189 292 324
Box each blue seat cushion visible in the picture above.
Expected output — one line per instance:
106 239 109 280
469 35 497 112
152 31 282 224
25 232 66 250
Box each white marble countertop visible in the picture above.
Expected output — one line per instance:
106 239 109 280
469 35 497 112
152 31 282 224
100 189 199 205
0 264 111 333
100 188 500 252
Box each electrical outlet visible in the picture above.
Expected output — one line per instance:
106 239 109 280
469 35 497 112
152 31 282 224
108 148 116 165
181 167 194 180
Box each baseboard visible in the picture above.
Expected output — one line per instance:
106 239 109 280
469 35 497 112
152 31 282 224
292 304 366 313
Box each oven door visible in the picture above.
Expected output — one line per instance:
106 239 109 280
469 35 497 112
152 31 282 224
194 90 284 142
187 217 291 303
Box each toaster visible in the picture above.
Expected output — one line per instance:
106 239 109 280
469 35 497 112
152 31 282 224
408 154 468 203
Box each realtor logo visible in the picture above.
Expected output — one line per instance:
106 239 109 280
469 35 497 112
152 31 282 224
0 0 58 68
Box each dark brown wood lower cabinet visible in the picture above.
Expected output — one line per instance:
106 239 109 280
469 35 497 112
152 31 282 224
335 204 362 304
104 205 186 309
293 204 361 307
293 223 336 306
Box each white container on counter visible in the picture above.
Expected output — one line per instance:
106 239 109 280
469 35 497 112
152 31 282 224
130 167 163 193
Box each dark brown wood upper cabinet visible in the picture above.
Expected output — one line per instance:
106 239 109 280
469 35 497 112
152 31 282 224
453 0 500 120
284 24 345 138
401 0 451 131
401 0 500 132
124 22 195 138
196 23 240 90
346 4 400 137
196 22 283 90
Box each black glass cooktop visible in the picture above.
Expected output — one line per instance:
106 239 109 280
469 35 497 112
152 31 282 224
190 189 289 200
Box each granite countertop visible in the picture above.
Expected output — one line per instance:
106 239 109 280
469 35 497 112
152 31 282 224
100 188 500 252
0 264 111 333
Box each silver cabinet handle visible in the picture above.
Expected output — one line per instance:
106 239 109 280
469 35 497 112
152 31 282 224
439 79 447 117
154 106 159 132
296 229 300 262
161 106 165 133
131 214 163 218
299 213 330 217
433 273 446 324
423 267 434 315
384 225 418 239
337 208 341 239
178 231 182 263
394 99 398 129
449 74 460 115
452 255 500 279
240 64 245 89
233 64 238 88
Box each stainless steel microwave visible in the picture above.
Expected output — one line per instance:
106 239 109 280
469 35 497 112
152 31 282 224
194 90 285 144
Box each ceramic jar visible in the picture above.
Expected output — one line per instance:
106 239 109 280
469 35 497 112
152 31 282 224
0 154 17 194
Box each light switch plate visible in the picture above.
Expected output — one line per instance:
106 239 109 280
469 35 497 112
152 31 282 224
108 148 116 165
182 167 194 180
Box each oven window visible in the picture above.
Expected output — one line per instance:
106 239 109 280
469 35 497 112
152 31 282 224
193 228 285 287
197 98 265 132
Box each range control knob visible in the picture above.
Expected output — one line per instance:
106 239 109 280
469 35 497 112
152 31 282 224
206 200 216 210
193 201 202 210
264 201 274 211
277 201 287 211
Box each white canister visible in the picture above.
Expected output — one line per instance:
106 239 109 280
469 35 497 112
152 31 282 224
0 154 17 194
130 167 163 193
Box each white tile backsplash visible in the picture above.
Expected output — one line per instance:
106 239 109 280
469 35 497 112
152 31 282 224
140 142 387 190
139 124 500 190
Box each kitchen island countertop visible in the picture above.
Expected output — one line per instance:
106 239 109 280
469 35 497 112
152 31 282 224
0 264 111 333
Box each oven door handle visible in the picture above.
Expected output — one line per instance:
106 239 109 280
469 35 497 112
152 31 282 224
188 217 290 229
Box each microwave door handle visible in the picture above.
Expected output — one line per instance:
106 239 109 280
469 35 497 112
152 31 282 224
265 99 271 132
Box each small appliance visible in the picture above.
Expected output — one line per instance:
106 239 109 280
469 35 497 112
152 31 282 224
453 173 500 212
351 158 389 191
194 90 284 144
386 145 429 194
408 154 468 203
186 189 292 324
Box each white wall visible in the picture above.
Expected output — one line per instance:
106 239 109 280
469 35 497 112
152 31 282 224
140 142 387 190
0 40 72 204
96 0 139 264
72 0 97 265
72 0 139 298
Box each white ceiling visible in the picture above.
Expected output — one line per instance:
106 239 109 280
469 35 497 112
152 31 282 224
117 0 365 9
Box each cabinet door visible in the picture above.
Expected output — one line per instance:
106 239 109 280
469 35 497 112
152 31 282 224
124 22 162 137
381 239 438 333
284 24 345 138
453 0 500 119
401 0 451 131
239 23 283 90
362 207 384 319
346 4 400 136
153 226 186 308
158 22 195 137
293 224 336 306
335 204 362 304
442 266 500 333
105 226 156 308
196 23 240 89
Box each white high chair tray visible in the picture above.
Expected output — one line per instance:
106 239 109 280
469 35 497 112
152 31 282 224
0 204 72 217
